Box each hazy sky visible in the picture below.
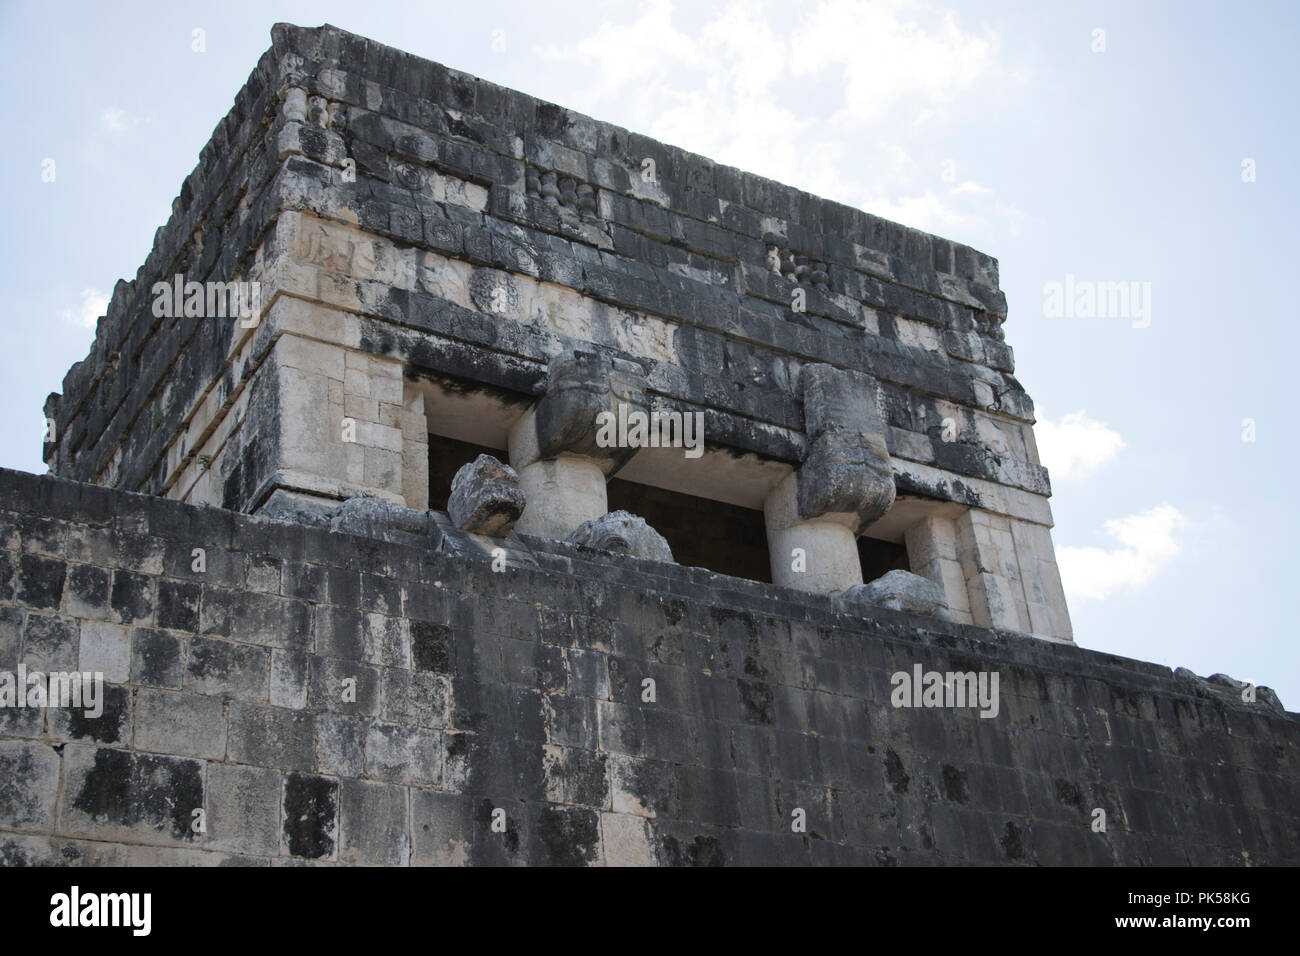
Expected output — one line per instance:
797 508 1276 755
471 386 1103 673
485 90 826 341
1 0 1295 706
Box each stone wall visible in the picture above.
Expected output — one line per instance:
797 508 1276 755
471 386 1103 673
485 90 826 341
2 468 1295 866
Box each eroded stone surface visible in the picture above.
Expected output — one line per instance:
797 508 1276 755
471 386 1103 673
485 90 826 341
447 454 525 537
329 496 431 544
794 364 896 531
566 510 674 563
842 569 949 619
516 350 650 472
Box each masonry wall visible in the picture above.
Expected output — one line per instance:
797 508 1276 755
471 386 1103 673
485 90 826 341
1 468 1295 867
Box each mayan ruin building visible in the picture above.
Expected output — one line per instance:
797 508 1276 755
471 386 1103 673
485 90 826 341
1 22 1295 868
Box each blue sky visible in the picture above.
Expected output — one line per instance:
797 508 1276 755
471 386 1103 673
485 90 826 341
1 0 1295 706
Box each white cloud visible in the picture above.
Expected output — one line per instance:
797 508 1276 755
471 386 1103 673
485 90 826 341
868 190 969 232
99 107 149 134
532 0 1013 235
1035 409 1125 481
59 288 109 329
790 0 1001 128
1057 503 1187 604
532 0 707 96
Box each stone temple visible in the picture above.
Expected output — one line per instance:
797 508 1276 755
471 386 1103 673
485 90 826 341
1 23 1295 865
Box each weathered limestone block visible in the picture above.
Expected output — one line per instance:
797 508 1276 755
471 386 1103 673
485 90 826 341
446 454 525 537
956 509 1029 633
0 740 61 832
329 496 431 546
530 350 649 467
766 364 896 595
509 350 649 538
904 513 973 624
400 384 429 512
797 433 895 529
841 569 949 619
797 363 896 527
256 489 335 527
1007 517 1072 642
566 511 674 562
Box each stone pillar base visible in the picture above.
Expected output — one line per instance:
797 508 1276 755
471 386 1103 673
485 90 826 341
764 472 863 595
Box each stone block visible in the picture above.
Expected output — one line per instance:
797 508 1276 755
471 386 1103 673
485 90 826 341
0 606 21 667
363 612 410 667
131 627 183 687
329 496 431 540
271 646 310 709
314 712 366 777
410 621 452 673
58 744 204 846
380 668 448 728
513 350 650 471
339 779 410 866
155 578 201 631
600 811 656 866
16 554 65 610
282 772 339 860
527 803 602 866
48 682 130 745
134 688 227 759
410 789 474 866
227 701 315 771
206 763 281 855
364 721 442 785
79 621 132 682
0 740 61 831
22 613 79 672
186 635 270 700
110 569 154 625
65 564 109 619
308 655 381 716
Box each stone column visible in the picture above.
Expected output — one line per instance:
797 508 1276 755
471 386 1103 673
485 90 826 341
904 513 974 625
766 364 896 595
508 350 648 539
951 508 1073 640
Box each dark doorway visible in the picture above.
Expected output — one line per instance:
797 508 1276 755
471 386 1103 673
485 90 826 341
427 433 503 512
857 536 911 583
606 478 772 582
